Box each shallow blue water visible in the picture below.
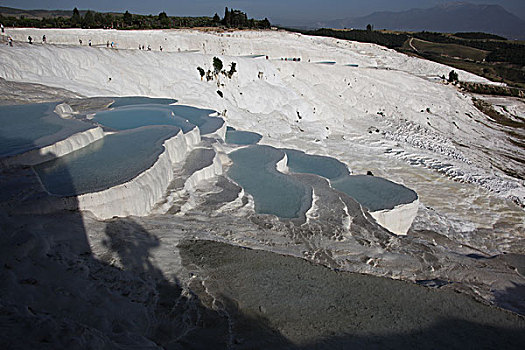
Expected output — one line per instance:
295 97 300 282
228 145 309 218
284 149 350 180
332 175 418 211
93 105 195 132
109 96 177 108
228 145 417 218
169 105 224 135
35 126 180 196
95 102 222 135
225 127 262 145
282 149 416 211
0 103 92 157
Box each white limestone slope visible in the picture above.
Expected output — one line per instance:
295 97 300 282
0 28 523 236
183 149 224 192
276 153 289 173
370 199 420 235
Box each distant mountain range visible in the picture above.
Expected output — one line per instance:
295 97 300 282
315 2 525 40
0 6 119 19
0 6 76 18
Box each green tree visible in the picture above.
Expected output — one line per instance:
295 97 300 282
158 12 170 27
104 13 114 27
123 10 132 26
366 23 373 32
94 12 104 27
448 70 459 83
227 62 237 78
213 13 220 23
82 10 95 28
223 7 230 26
72 7 81 26
197 67 205 80
259 18 271 28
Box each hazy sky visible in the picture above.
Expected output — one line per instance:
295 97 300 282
2 0 524 23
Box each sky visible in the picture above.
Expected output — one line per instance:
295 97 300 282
1 0 524 24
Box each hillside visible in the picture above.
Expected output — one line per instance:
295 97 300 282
287 27 525 89
319 3 525 40
0 6 74 18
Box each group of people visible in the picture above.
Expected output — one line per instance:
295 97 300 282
2 31 162 52
79 39 115 48
24 35 47 45
138 44 164 51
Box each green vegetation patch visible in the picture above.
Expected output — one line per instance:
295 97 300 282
410 38 489 62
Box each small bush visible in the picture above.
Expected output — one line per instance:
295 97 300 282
227 62 237 78
213 57 223 74
448 70 459 83
197 67 205 79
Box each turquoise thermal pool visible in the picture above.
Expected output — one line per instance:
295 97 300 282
331 176 418 212
0 103 92 157
94 99 223 135
283 149 350 180
93 105 195 132
109 96 177 108
225 127 262 145
228 145 417 219
35 126 180 196
228 145 311 219
169 105 224 135
284 149 417 211
0 98 225 197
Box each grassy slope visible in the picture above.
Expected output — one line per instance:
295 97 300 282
398 37 525 89
407 38 489 62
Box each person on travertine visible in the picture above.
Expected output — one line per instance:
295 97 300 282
89 39 92 47
1 24 4 33
107 41 110 48
28 36 32 44
42 35 46 43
